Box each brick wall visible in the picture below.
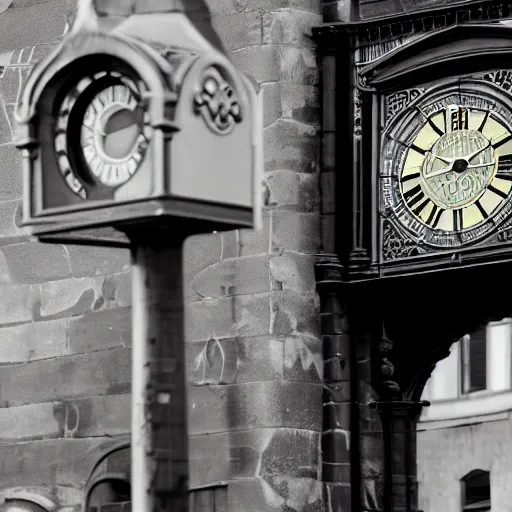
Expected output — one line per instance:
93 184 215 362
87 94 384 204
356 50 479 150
0 1 324 511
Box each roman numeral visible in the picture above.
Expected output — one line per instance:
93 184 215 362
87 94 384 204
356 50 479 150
488 184 508 199
477 111 490 133
413 198 430 216
401 172 420 183
432 207 443 229
453 209 464 231
446 105 468 132
426 204 439 227
493 134 512 149
497 154 512 174
410 144 426 156
403 184 424 208
427 116 444 136
394 199 407 218
475 200 489 219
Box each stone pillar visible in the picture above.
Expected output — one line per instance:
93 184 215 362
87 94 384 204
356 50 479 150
316 256 355 511
370 401 428 512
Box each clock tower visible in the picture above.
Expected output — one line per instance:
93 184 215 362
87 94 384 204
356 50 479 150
314 2 512 511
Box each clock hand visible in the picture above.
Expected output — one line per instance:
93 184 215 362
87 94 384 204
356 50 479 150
466 160 495 169
464 140 491 162
424 161 456 178
425 159 495 179
427 152 454 164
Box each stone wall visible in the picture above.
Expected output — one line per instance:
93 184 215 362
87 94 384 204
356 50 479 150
187 1 324 510
0 1 324 511
417 415 512 511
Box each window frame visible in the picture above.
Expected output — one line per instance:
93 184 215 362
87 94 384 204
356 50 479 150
461 469 491 512
84 473 131 512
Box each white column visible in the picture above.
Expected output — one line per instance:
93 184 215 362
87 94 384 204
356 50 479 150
487 319 512 392
429 342 460 401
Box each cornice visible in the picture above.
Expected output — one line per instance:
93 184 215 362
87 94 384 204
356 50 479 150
314 0 512 47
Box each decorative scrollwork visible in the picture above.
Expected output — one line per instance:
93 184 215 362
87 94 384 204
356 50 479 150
377 327 402 401
382 221 420 260
354 88 362 138
483 69 512 92
193 67 242 135
498 225 512 242
385 88 424 126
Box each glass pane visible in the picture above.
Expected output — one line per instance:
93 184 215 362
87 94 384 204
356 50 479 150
461 329 487 393
469 329 487 392
463 470 490 505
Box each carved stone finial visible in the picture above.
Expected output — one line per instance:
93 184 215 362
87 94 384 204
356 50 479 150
70 0 99 34
376 324 402 401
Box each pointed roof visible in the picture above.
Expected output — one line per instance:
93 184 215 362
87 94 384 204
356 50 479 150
93 0 225 53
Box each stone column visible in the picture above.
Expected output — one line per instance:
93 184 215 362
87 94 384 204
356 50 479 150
316 256 355 511
370 401 428 512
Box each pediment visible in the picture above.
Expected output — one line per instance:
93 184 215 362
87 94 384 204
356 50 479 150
360 23 512 90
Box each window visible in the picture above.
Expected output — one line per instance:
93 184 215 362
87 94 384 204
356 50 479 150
85 444 228 512
0 493 55 512
0 501 47 512
87 478 131 512
189 486 228 512
461 328 487 394
461 469 490 512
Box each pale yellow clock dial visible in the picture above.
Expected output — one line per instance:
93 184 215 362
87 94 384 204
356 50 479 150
399 105 512 232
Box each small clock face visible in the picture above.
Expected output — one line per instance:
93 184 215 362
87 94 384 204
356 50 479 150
55 70 152 198
382 82 512 248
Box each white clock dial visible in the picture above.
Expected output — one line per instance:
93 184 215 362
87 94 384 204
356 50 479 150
55 71 152 196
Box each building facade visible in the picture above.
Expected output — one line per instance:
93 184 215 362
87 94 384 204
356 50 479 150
0 1 325 511
2 1 512 512
418 318 512 512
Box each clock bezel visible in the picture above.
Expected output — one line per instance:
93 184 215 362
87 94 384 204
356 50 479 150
381 78 512 250
54 58 153 201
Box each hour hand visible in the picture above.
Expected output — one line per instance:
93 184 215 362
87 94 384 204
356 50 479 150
467 160 495 169
425 162 455 178
427 152 454 165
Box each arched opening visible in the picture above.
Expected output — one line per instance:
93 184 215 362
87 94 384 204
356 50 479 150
86 477 131 512
83 443 131 512
461 469 491 512
0 501 48 512
0 494 56 512
84 443 229 512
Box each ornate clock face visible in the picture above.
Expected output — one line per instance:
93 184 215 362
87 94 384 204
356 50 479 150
55 70 152 198
382 81 512 249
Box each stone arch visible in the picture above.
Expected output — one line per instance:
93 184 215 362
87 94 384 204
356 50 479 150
83 442 130 512
0 492 56 512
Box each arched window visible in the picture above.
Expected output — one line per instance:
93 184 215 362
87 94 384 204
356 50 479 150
461 469 490 512
83 443 228 512
86 476 131 512
0 501 48 512
0 493 56 512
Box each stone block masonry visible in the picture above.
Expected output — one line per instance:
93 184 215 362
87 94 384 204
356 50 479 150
0 1 325 511
184 3 324 510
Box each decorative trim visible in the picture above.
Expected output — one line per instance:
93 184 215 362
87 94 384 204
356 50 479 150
384 88 424 126
382 220 420 261
482 69 512 92
498 225 512 242
314 0 512 49
193 67 242 135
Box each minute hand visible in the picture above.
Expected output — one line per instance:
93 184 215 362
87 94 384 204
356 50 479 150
463 140 491 162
